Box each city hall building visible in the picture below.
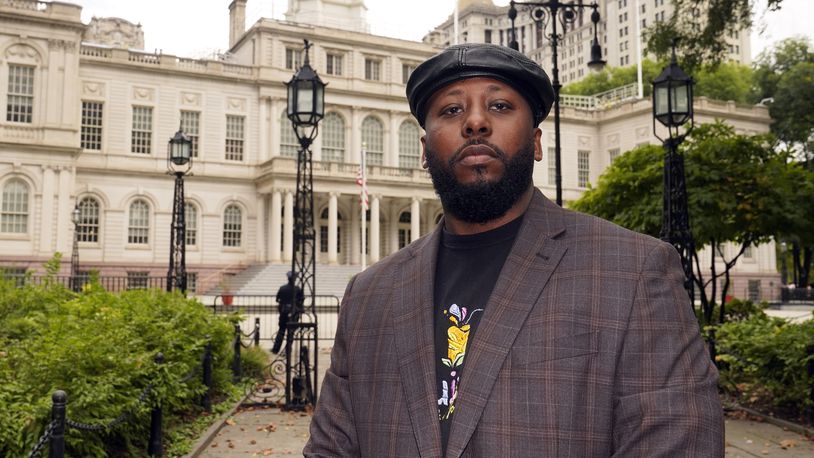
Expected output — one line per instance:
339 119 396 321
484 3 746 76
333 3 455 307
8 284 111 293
0 0 778 299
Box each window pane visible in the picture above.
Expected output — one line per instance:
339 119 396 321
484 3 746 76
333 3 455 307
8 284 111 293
180 111 200 157
322 112 345 162
81 101 103 150
185 202 197 246
1 179 29 233
225 115 244 161
280 112 299 158
223 204 242 247
547 147 556 186
398 121 420 168
131 106 153 154
578 150 590 188
128 200 149 244
77 197 100 243
361 116 384 165
7 65 34 123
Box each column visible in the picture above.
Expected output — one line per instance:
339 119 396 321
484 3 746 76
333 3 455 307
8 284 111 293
328 193 338 265
411 197 421 242
370 195 380 263
270 98 281 158
389 112 400 167
350 200 360 265
39 167 56 254
56 167 73 253
270 190 282 262
259 97 269 162
389 204 399 254
256 193 267 263
283 190 294 262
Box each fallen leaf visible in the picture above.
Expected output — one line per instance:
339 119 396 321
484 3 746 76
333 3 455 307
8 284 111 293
250 440 257 445
225 418 236 426
779 439 797 449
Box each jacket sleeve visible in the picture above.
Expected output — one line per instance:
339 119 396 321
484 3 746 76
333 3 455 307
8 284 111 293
303 276 360 457
612 242 724 457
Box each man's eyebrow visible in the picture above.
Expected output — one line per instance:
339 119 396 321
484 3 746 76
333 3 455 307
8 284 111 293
438 84 506 98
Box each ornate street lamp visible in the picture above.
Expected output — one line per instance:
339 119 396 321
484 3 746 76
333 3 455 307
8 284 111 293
652 41 695 301
283 39 325 411
70 204 80 292
166 128 192 294
508 1 605 206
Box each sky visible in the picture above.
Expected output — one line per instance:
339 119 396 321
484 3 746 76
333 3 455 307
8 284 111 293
76 0 814 61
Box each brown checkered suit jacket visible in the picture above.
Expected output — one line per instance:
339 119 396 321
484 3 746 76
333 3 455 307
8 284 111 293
305 189 723 457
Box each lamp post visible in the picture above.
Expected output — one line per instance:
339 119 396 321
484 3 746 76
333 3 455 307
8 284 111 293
652 41 695 300
508 1 605 206
166 128 192 294
284 39 325 410
70 204 80 292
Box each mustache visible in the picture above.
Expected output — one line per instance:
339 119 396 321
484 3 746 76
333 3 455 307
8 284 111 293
447 139 507 166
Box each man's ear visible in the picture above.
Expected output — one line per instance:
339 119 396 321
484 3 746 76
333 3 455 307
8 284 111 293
533 128 543 162
420 135 428 169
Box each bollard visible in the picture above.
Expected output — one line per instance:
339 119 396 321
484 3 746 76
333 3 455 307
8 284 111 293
807 345 814 424
50 390 67 458
253 318 260 347
202 341 213 412
232 324 241 382
148 353 164 457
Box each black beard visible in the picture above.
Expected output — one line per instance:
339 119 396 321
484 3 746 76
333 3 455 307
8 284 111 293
425 138 535 224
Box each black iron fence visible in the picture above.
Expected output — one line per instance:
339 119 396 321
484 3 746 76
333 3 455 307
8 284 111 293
780 286 814 302
26 338 239 458
4 274 167 292
212 294 340 342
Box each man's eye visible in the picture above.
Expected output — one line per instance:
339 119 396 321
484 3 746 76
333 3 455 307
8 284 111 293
491 102 511 111
442 106 462 115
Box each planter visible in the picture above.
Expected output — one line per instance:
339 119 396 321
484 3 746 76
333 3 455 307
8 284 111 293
222 295 234 306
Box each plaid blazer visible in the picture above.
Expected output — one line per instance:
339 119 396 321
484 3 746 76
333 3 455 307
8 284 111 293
305 189 723 457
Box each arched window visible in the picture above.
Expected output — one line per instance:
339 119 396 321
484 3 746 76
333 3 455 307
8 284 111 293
1 179 29 233
322 112 345 162
361 116 384 165
280 112 299 158
185 202 197 246
398 211 411 249
127 199 150 244
398 121 421 169
223 204 242 247
77 197 100 243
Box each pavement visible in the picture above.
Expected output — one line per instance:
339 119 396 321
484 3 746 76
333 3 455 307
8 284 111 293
191 343 814 457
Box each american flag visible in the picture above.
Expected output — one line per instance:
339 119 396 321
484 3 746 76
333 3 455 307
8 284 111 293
356 145 369 210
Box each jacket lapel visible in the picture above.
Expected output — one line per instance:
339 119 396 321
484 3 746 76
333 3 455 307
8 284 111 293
445 190 568 458
393 224 444 458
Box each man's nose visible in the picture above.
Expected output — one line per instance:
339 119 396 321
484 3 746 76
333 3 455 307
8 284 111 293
462 107 491 138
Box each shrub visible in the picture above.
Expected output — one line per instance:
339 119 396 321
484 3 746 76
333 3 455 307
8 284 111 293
715 313 814 415
0 271 238 457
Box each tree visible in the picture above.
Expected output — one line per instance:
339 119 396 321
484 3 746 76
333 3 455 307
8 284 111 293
571 122 795 325
561 59 663 96
771 62 814 153
751 37 814 103
645 0 785 70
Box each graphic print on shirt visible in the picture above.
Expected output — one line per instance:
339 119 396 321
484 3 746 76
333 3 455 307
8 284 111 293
437 303 483 421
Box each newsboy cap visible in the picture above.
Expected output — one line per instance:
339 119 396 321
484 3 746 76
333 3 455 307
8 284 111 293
406 43 555 127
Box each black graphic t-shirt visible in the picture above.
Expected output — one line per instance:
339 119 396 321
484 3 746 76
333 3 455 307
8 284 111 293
434 216 522 454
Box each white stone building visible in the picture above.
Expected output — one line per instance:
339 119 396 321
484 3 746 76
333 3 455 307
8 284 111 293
0 0 778 299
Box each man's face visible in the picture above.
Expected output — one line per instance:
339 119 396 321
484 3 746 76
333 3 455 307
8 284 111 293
420 77 542 223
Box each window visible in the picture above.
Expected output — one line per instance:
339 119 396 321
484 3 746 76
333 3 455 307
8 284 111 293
398 121 421 168
578 150 590 188
6 65 34 123
280 112 299 158
127 199 150 245
484 29 492 44
81 101 103 150
326 52 343 76
127 271 149 290
402 63 417 85
180 111 200 157
609 148 621 163
364 58 381 81
225 115 244 161
77 197 100 243
131 106 153 154
1 179 29 233
361 116 384 165
319 208 342 254
322 113 345 162
223 204 242 247
185 202 197 246
285 48 302 70
743 244 753 259
547 148 556 185
747 280 761 302
398 211 411 249
187 272 198 293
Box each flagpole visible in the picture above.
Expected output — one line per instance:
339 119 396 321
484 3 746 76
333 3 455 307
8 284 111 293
635 0 644 99
360 143 367 271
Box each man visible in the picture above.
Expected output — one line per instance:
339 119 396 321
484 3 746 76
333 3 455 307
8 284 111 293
271 271 304 354
305 44 722 457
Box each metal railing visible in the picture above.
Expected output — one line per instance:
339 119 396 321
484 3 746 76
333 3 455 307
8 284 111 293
560 83 639 111
2 274 167 292
780 286 814 302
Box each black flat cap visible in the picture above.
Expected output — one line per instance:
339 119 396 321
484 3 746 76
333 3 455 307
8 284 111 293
406 44 554 127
